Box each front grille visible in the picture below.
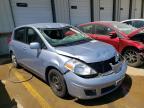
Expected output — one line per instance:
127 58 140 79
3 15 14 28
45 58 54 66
87 57 116 73
84 89 97 96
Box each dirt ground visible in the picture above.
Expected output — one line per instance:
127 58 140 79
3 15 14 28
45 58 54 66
0 56 144 108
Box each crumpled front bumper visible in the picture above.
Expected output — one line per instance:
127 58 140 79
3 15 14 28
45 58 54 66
64 60 127 99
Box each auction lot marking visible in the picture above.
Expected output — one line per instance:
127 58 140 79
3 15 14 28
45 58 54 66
7 64 52 108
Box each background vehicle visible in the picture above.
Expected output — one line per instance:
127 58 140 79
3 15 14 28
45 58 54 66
9 23 127 99
121 19 144 28
79 21 144 67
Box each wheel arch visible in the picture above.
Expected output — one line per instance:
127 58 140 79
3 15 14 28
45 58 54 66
45 66 62 83
121 46 139 55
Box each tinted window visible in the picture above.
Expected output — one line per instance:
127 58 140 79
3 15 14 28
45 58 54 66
95 25 113 35
43 29 63 39
132 21 144 28
123 21 132 25
131 33 144 42
79 25 95 34
14 28 26 43
26 28 46 49
27 28 39 44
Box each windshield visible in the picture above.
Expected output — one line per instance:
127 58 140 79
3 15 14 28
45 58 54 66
112 22 137 34
39 26 91 47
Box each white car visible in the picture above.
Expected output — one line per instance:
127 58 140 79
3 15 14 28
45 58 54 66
121 19 144 28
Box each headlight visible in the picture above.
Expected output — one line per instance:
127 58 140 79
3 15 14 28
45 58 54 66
64 59 98 78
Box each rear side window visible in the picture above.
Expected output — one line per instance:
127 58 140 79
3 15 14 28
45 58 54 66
14 28 26 43
132 21 144 28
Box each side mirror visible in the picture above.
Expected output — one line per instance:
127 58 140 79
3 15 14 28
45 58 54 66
109 31 117 38
30 42 40 49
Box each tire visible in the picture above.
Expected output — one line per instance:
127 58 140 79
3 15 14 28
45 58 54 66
48 69 68 98
11 53 19 68
123 48 144 67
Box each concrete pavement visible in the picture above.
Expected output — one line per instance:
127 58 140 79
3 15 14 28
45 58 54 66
0 60 144 108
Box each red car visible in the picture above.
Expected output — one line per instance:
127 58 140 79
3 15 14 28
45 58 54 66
78 21 144 67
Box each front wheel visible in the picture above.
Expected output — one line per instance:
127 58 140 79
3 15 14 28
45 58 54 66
123 48 144 67
48 69 68 98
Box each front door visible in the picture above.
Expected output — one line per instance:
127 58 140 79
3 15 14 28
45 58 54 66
93 24 120 51
79 24 120 51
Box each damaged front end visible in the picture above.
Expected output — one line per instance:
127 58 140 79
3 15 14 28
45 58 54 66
130 33 144 60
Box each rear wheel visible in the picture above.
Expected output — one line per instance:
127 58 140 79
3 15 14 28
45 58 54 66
11 53 19 68
48 69 68 98
123 48 143 67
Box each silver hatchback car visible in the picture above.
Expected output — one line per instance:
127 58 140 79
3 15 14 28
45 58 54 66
9 23 127 99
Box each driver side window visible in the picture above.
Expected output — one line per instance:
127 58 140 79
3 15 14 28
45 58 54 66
94 25 113 36
26 28 46 49
79 25 95 34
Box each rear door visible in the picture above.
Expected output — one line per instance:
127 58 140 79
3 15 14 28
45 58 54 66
13 27 27 64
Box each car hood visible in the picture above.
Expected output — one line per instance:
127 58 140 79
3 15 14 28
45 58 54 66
127 27 144 38
55 40 116 63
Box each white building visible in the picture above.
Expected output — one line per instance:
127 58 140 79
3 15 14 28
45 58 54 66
0 0 144 55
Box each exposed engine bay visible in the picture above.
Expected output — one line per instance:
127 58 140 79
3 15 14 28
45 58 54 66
130 33 144 59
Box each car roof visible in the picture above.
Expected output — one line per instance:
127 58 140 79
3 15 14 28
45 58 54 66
121 19 144 22
15 23 70 29
79 21 122 26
